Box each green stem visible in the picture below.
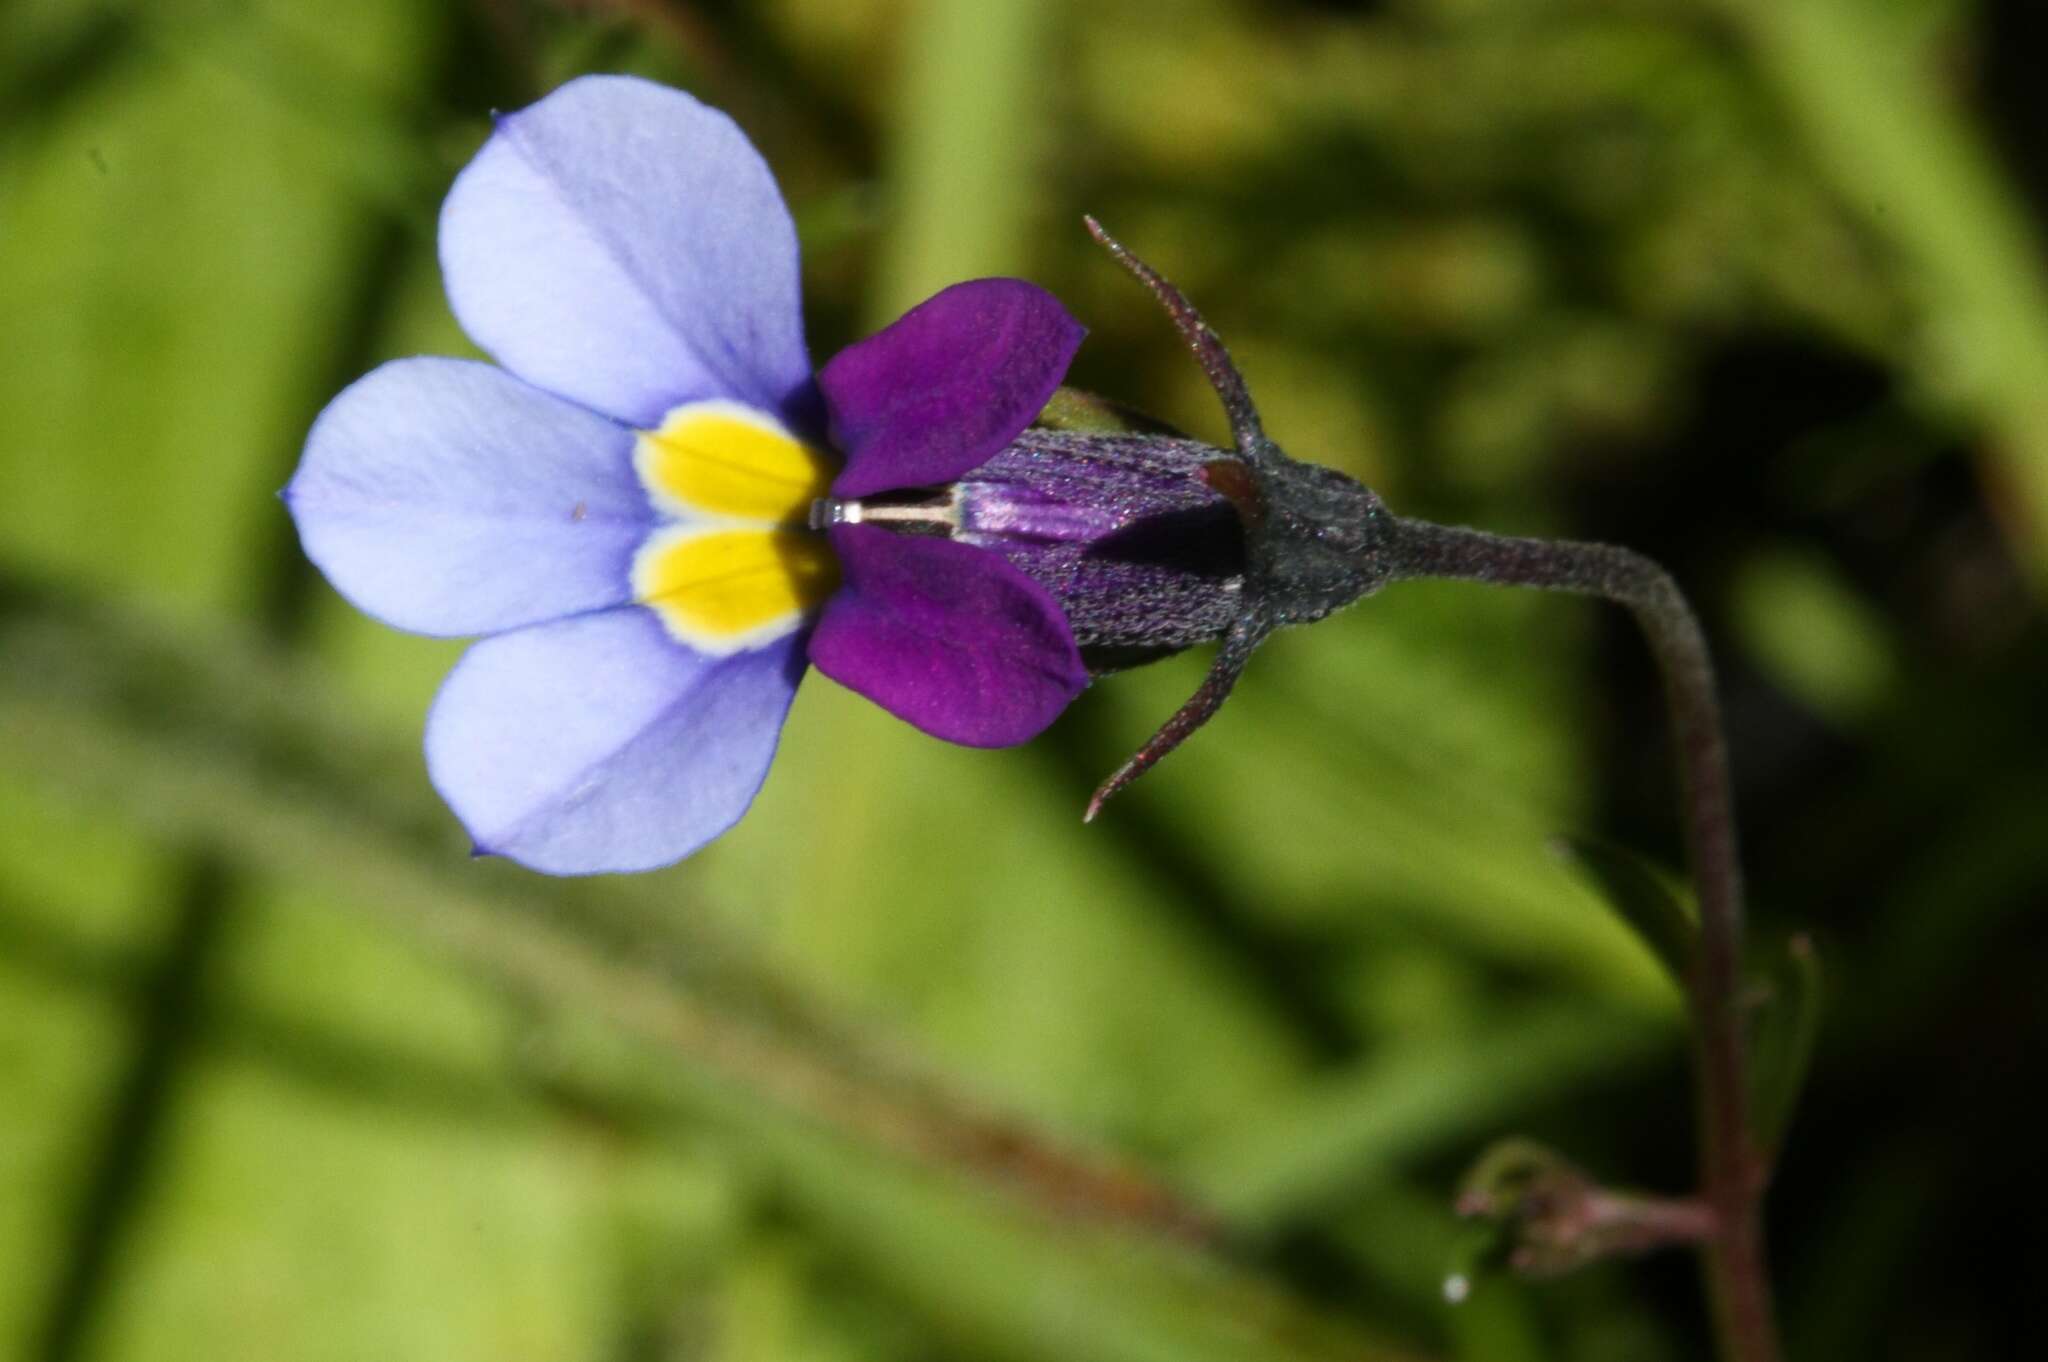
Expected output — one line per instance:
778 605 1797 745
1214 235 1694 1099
868 0 1054 322
0 578 1214 1249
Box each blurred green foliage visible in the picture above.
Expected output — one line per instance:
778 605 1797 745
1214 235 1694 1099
3 1 2044 1359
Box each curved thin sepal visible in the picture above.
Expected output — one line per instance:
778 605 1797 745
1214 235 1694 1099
1076 222 1391 820
1085 612 1271 820
1083 216 1269 463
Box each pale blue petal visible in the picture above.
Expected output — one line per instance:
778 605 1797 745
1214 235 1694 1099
439 74 812 429
286 358 649 638
424 608 804 875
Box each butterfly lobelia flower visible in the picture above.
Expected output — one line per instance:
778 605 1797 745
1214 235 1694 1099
286 75 1397 875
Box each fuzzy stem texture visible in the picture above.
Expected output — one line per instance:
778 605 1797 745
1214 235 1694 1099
1383 516 1781 1362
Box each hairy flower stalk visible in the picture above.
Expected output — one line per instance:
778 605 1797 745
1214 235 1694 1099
1373 520 1777 1362
1081 221 1782 1362
282 75 1782 1352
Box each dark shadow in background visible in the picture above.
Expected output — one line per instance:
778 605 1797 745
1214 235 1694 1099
1569 329 2048 1360
25 6 531 1357
30 862 230 1362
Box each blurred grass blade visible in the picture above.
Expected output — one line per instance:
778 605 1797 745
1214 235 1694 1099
1552 836 1697 987
1036 387 1186 437
0 574 1419 1362
868 0 1054 321
0 0 149 132
1747 934 1823 1158
1710 0 2048 579
1183 1002 1675 1231
1440 1222 1510 1306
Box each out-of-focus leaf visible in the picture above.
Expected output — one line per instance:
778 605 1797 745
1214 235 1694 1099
0 914 136 1346
1730 548 1898 726
1747 934 1823 1158
1444 1272 1549 1362
1096 593 1677 1006
1181 1002 1676 1231
0 1 145 131
867 0 1056 321
1035 386 1186 437
1551 836 1697 988
1440 1222 1510 1308
0 579 1418 1362
1708 0 2048 580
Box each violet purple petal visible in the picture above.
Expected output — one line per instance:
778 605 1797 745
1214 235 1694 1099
820 279 1084 498
808 523 1088 747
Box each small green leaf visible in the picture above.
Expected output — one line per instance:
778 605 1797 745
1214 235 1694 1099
1747 933 1823 1158
1453 1137 1583 1221
1551 837 1697 985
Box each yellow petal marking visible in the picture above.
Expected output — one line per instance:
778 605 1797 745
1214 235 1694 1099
635 399 834 523
634 525 840 654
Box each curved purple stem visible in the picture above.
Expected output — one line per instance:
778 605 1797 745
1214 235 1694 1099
1382 515 1781 1362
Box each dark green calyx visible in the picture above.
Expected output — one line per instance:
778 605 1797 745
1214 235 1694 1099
1081 217 1396 818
